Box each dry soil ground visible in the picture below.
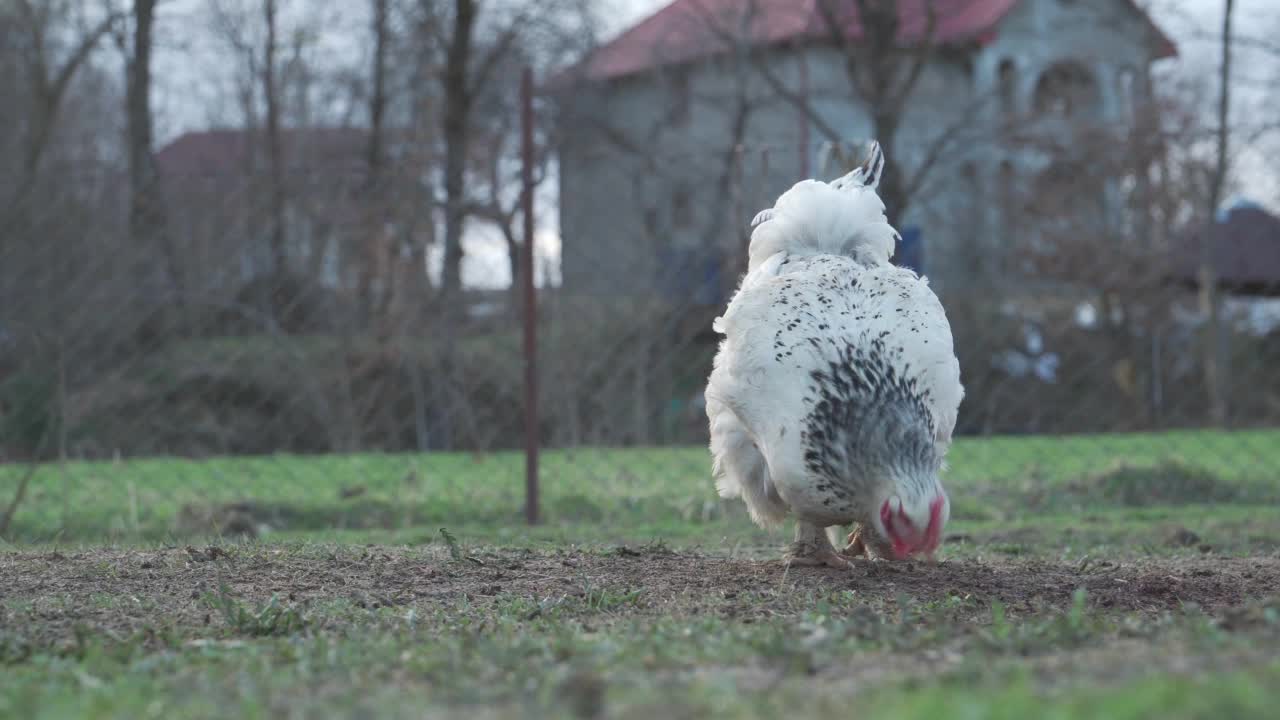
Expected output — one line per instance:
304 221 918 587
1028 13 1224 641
6 544 1280 646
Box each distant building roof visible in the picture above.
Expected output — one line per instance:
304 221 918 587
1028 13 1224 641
155 128 373 231
573 0 1176 82
1172 204 1280 297
156 128 369 178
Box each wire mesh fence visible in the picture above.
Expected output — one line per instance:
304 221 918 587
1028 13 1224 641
2 130 1279 542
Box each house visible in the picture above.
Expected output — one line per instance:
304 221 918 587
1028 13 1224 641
1171 201 1280 298
554 0 1177 303
155 128 373 298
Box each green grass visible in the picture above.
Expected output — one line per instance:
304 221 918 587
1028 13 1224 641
3 572 1278 719
859 667 1280 720
4 429 1280 718
4 428 1280 544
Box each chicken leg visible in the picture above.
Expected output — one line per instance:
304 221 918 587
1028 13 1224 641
841 524 869 559
785 521 852 569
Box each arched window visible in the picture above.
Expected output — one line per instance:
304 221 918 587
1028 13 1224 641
960 161 983 243
998 161 1017 235
1033 61 1099 118
1117 66 1137 118
672 184 692 229
667 68 691 126
998 161 1016 205
1030 159 1107 238
998 59 1017 117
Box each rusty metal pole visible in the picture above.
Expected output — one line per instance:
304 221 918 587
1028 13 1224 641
520 66 540 525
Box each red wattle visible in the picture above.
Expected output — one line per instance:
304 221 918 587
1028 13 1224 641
923 496 945 551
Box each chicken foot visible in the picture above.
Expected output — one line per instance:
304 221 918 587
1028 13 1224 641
841 524 869 559
785 521 852 569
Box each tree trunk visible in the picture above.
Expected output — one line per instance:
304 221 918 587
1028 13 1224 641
126 0 183 317
368 0 389 176
505 220 523 313
428 0 480 451
361 0 391 318
6 6 117 222
263 0 289 311
404 184 435 323
870 112 906 227
1201 0 1234 427
828 1 925 231
440 0 477 301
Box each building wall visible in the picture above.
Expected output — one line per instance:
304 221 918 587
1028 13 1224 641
558 0 1165 303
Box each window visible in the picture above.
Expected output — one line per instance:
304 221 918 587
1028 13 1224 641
961 162 982 228
1028 159 1108 245
1117 66 1137 118
998 161 1015 197
998 161 1017 236
1033 61 1098 118
643 207 659 235
896 227 924 275
672 185 692 229
998 59 1017 118
667 68 691 126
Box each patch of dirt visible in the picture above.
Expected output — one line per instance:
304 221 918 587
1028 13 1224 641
2 546 1279 648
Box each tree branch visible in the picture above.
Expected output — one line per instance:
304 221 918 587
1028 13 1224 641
902 87 999 199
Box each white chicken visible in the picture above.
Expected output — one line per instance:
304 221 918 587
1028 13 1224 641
705 142 963 568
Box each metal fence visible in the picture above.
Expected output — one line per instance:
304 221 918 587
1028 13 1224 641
2 131 1279 539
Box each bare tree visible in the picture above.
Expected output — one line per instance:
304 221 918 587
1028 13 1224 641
1200 0 1235 427
112 0 187 317
465 112 542 309
423 0 592 299
717 1 1003 227
4 1 121 219
813 0 935 222
355 0 392 316
261 0 288 292
594 0 1005 248
437 0 478 301
435 0 524 298
207 0 324 322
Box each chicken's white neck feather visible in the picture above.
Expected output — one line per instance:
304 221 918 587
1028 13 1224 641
747 178 897 272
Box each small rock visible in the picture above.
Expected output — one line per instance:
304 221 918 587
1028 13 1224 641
186 545 229 562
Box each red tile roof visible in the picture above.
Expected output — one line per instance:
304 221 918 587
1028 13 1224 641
156 128 368 177
155 129 372 229
577 0 1176 81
